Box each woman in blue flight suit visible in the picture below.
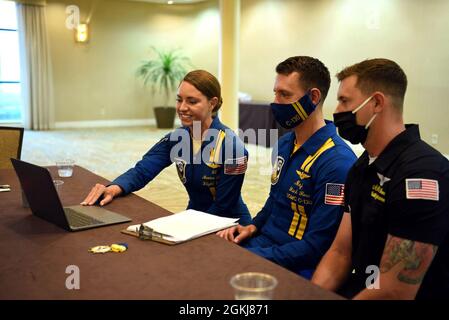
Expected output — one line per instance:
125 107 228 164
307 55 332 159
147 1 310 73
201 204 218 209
81 70 251 225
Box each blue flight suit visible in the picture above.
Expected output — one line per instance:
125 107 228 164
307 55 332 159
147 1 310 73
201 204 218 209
242 121 357 278
111 117 252 225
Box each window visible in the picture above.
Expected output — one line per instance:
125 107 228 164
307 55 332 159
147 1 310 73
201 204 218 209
0 0 22 123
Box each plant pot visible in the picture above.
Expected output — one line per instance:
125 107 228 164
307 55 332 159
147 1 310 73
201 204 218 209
154 106 176 129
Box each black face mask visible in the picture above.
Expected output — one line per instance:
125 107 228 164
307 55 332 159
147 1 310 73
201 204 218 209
333 111 369 144
333 95 376 145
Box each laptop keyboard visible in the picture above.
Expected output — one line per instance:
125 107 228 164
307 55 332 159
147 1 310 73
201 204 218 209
64 208 104 228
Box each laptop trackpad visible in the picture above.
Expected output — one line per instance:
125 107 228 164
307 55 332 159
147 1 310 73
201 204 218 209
66 205 131 223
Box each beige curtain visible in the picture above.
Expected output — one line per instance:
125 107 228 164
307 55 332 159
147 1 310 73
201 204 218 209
17 2 54 130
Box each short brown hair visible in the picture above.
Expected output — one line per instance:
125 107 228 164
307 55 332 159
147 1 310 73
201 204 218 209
336 58 407 111
182 70 223 113
276 56 331 103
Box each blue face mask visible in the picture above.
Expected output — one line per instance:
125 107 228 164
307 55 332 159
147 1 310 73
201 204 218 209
270 93 317 129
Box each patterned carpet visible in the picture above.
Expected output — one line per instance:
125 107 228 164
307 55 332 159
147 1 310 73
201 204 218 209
21 127 274 216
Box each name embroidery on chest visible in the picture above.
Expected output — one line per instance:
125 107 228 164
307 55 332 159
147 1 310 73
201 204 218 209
371 184 386 203
202 175 216 187
371 172 390 203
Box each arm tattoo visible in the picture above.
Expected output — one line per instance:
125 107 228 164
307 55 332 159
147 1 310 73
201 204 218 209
380 235 438 285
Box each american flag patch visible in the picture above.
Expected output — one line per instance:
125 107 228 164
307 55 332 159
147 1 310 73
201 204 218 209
406 178 439 201
325 183 345 206
224 156 248 175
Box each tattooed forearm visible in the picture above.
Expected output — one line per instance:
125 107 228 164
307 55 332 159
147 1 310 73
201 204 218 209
380 235 437 285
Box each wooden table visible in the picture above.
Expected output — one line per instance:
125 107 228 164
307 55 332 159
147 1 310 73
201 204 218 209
0 166 342 300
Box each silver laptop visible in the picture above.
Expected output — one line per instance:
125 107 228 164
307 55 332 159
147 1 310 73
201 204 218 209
11 158 131 231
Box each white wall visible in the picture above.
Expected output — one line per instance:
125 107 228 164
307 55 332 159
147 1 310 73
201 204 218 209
240 0 449 153
46 0 219 122
44 0 449 153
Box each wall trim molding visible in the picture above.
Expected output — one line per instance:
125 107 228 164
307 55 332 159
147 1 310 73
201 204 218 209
54 118 182 129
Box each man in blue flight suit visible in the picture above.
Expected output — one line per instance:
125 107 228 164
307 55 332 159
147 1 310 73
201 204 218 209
218 56 356 278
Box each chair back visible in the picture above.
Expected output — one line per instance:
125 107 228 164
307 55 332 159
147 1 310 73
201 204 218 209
0 126 24 169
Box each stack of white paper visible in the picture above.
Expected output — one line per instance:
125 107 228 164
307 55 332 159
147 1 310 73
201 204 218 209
126 209 239 243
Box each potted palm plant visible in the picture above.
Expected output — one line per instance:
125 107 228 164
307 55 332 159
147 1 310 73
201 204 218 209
137 47 191 128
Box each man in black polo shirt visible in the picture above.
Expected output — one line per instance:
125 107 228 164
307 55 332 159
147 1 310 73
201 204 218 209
312 58 449 299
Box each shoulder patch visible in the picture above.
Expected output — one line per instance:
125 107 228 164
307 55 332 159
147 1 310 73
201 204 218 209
224 156 247 175
271 156 285 185
174 158 187 184
406 178 439 201
324 183 345 206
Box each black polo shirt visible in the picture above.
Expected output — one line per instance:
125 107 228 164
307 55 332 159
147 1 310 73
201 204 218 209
339 124 449 299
